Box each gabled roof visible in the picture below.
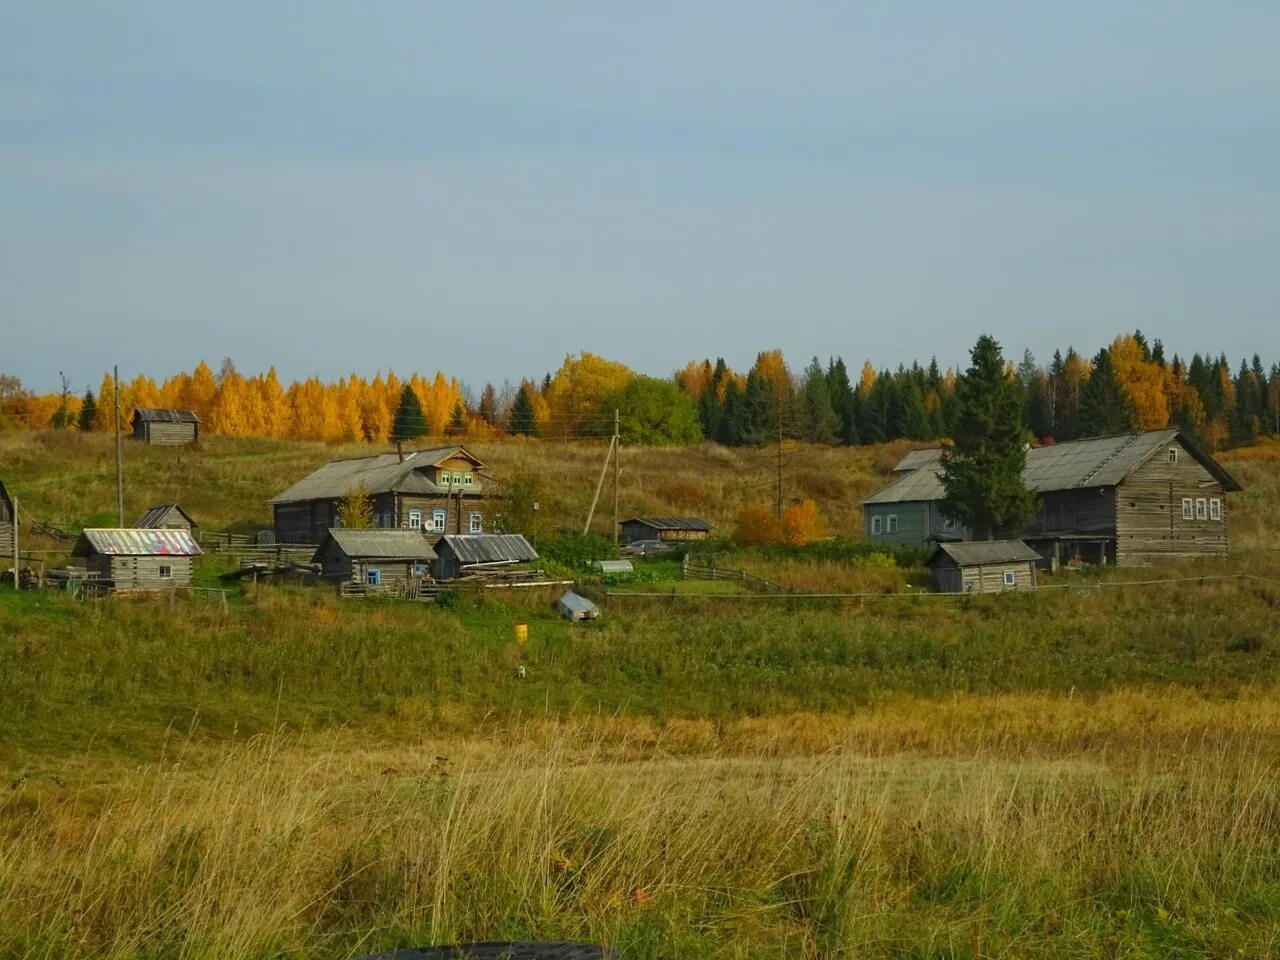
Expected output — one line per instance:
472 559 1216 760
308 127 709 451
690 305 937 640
313 529 438 562
135 504 198 528
133 408 199 424
73 528 203 557
929 540 1040 567
439 534 538 565
619 516 712 532
894 448 944 472
269 446 487 504
863 428 1243 505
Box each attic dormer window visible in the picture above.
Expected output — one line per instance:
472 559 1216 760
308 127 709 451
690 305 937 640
1168 448 1178 464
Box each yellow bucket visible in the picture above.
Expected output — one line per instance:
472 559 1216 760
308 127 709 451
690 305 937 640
514 623 528 644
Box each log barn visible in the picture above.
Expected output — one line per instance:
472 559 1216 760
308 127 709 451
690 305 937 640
71 528 202 591
269 446 493 545
618 516 712 544
433 533 538 580
132 408 200 445
135 504 198 536
312 529 437 594
928 540 1040 593
863 428 1243 566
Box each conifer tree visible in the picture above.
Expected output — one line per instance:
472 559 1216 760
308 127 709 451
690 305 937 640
799 357 839 444
940 335 1036 539
825 357 858 445
390 384 427 458
509 383 540 437
478 383 498 425
77 388 97 432
448 400 468 436
1077 348 1138 437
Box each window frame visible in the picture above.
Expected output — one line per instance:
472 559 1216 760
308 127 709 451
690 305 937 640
407 508 423 531
432 508 447 533
886 514 899 534
366 567 382 587
871 515 883 536
413 562 426 577
1002 570 1017 587
468 511 483 534
158 564 173 581
1167 447 1179 464
1209 498 1222 521
1195 497 1208 521
1181 498 1194 521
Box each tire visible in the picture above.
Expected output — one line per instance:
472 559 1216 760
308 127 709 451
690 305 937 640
355 942 617 960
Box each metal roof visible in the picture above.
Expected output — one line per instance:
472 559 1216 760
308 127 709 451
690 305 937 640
73 528 203 557
314 529 438 561
134 504 197 528
439 534 538 565
863 428 1242 505
619 516 712 531
929 540 1041 566
894 448 944 472
0 479 11 512
555 589 600 620
269 446 488 504
133 408 199 423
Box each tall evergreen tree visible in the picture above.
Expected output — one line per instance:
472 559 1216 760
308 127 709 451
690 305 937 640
448 399 468 435
892 374 929 440
718 378 743 444
390 384 427 458
859 372 891 443
1077 348 1137 437
77 388 98 432
737 367 778 445
799 357 839 444
509 384 539 437
478 383 498 424
940 335 1036 539
825 357 858 445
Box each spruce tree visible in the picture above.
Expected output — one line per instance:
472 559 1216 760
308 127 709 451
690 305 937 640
77 388 98 432
719 378 744 444
478 383 498 424
940 335 1036 539
390 384 427 458
892 374 928 440
509 385 540 437
1076 348 1137 437
800 357 839 444
826 357 859 444
448 399 468 436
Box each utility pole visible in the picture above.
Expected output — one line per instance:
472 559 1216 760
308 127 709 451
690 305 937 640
583 433 616 535
612 408 620 546
775 384 784 519
114 365 124 526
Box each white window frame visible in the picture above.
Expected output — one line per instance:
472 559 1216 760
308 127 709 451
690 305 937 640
871 515 883 535
366 568 381 586
408 509 422 530
1181 498 1194 521
1209 498 1222 521
942 515 956 531
1002 570 1017 587
432 509 447 533
413 562 426 577
464 473 474 485
158 564 173 580
886 514 898 534
1195 498 1208 521
1167 447 1178 464
468 511 483 534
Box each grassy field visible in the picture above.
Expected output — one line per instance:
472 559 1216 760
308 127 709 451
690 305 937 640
2 430 1280 958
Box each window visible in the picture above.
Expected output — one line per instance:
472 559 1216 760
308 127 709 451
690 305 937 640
432 509 446 532
942 515 956 531
871 515 883 535
366 568 381 586
440 471 454 486
1003 570 1017 587
408 509 422 530
158 564 173 580
1167 447 1179 464
1195 498 1208 520
1209 498 1222 521
886 514 899 534
469 511 483 534
464 473 474 485
413 562 426 577
1182 498 1193 520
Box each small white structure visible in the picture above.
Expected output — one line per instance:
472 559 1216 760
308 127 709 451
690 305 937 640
555 589 600 622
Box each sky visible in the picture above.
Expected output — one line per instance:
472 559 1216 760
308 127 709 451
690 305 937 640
2 2 1278 393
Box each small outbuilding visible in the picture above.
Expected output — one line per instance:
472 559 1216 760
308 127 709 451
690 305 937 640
928 540 1040 594
71 528 203 591
132 408 200 446
135 503 199 536
618 516 712 544
0 480 14 556
312 529 437 593
433 533 538 580
555 589 600 622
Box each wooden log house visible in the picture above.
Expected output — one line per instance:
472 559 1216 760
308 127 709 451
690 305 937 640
70 528 203 592
433 533 538 580
132 408 200 446
928 540 1040 593
618 516 712 544
311 529 438 595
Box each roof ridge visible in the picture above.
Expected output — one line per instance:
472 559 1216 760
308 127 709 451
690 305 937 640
1075 431 1146 487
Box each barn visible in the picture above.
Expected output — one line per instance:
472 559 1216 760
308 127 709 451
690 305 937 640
618 516 712 545
433 533 538 580
928 540 1040 594
135 504 199 536
132 408 200 446
71 528 203 592
311 529 437 595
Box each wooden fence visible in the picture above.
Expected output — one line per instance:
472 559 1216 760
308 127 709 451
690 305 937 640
681 554 789 594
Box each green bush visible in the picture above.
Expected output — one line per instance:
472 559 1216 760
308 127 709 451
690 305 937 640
538 532 618 570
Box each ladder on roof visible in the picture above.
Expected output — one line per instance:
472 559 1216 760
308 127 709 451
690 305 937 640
1076 432 1144 488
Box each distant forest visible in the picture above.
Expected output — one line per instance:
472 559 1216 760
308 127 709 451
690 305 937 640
1 331 1277 451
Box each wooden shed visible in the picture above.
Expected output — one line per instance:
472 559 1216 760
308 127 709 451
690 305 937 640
135 504 198 536
0 480 14 557
618 516 712 544
71 528 203 592
928 540 1040 594
132 408 200 445
312 529 437 595
434 534 538 580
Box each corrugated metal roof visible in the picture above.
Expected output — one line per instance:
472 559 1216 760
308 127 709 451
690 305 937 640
316 529 438 561
440 534 538 564
930 540 1040 566
556 589 600 620
74 528 203 557
269 446 487 504
133 408 199 423
592 559 634 573
894 448 944 472
134 504 197 528
620 517 712 531
864 428 1241 504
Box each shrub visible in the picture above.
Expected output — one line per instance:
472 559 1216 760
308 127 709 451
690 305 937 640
781 498 827 546
734 503 781 545
539 532 618 570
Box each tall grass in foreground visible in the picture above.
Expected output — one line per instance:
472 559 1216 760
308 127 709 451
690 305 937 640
2 724 1278 960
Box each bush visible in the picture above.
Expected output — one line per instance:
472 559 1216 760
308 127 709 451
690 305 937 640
539 532 618 570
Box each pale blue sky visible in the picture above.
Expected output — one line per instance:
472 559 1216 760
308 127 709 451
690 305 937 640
3 2 1278 392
